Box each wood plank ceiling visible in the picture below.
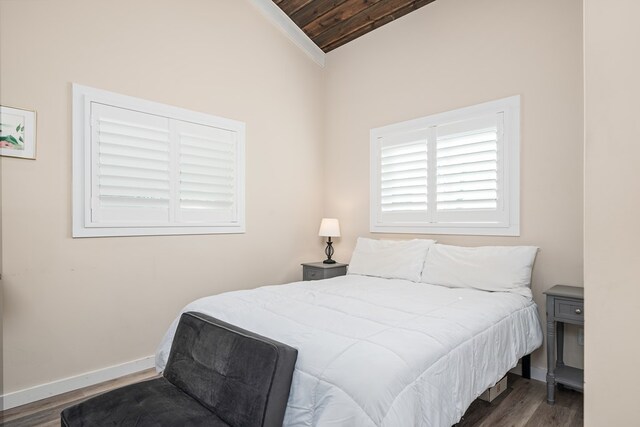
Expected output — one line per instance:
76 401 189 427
273 0 438 53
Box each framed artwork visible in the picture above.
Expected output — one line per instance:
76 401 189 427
0 105 37 159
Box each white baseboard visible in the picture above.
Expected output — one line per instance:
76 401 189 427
510 364 546 383
0 355 155 411
0 356 547 411
530 366 546 382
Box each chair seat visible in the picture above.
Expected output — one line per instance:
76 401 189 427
61 377 230 427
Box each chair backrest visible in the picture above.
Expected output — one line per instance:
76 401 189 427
164 312 298 427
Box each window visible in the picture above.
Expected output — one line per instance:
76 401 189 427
73 84 245 237
370 96 520 236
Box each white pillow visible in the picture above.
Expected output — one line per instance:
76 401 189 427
348 238 436 282
420 244 538 297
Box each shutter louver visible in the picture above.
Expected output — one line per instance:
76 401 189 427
380 141 428 212
177 122 237 223
436 116 499 211
377 129 430 224
92 103 171 224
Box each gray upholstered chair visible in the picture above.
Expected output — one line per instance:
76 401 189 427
61 312 298 427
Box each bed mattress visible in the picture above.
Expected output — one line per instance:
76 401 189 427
156 275 542 426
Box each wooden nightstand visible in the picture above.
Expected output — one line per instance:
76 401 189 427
301 262 348 281
544 285 584 404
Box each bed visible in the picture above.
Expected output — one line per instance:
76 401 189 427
156 239 543 427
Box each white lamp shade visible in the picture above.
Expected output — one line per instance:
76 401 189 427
318 218 341 237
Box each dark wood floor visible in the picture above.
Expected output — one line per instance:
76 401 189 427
1 371 582 426
456 373 583 427
0 369 159 427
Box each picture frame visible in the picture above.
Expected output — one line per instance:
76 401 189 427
0 105 37 159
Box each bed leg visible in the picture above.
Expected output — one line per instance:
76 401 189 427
522 354 531 379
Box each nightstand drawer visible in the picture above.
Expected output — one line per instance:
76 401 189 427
554 298 584 322
301 262 348 281
303 268 322 281
321 267 347 279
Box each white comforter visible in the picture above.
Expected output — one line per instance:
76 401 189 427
156 275 542 427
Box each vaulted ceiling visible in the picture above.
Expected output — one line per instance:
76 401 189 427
273 0 438 53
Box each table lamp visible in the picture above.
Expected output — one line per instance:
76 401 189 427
318 218 340 264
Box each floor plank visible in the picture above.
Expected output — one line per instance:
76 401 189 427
0 369 158 426
478 374 546 427
457 374 582 427
523 385 583 427
2 371 582 426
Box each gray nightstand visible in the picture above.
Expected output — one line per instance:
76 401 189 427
544 285 584 404
301 262 348 281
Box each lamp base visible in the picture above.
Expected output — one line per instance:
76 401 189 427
323 238 336 264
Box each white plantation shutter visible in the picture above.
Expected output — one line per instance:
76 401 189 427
435 114 508 225
370 96 519 236
378 129 429 223
176 121 238 224
91 103 171 225
73 84 245 237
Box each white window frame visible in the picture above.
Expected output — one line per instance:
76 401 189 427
370 96 520 236
72 84 246 237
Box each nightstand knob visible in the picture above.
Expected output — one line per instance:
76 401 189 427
575 308 582 315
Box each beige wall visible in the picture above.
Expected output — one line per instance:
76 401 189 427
584 0 640 424
0 0 325 393
1 0 591 403
324 0 584 372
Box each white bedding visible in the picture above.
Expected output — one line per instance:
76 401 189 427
156 275 542 427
